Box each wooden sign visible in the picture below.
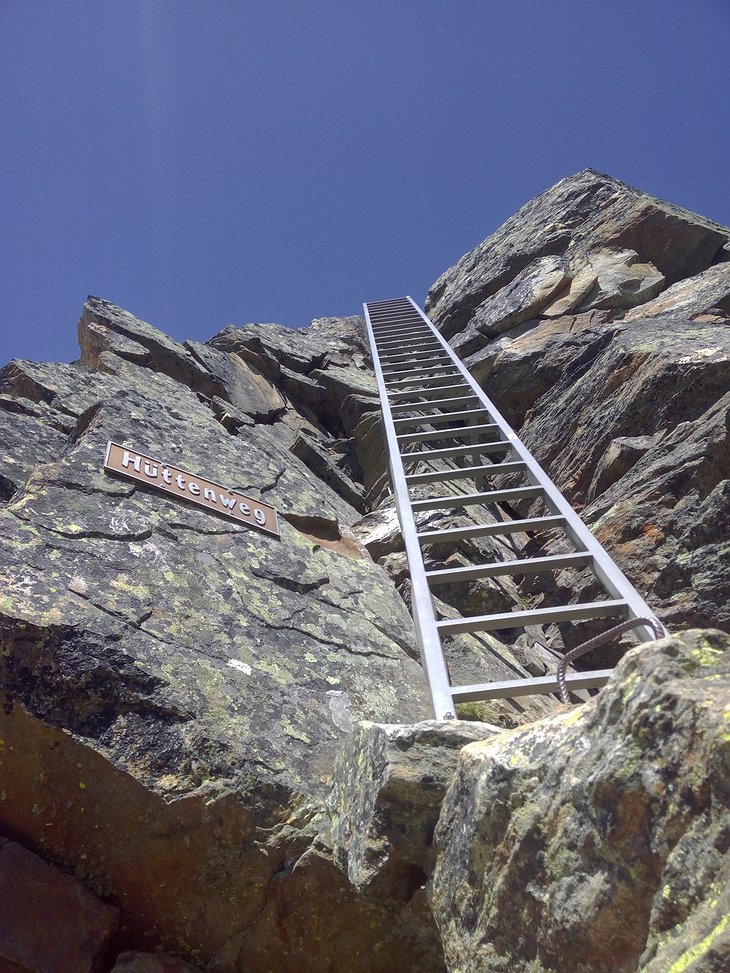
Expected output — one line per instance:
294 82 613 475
104 442 280 537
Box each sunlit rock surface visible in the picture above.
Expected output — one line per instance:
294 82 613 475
1 169 728 971
429 169 730 640
430 629 730 973
0 298 443 972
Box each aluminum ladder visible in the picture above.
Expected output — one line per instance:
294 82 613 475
364 295 665 720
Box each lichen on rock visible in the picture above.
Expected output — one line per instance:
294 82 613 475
1 168 729 972
430 629 730 973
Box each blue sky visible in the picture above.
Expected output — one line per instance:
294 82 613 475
2 1 729 365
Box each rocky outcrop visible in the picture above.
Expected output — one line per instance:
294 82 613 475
427 169 730 642
1 169 728 972
329 631 730 973
430 629 730 973
0 298 444 972
427 168 729 339
1 288 563 970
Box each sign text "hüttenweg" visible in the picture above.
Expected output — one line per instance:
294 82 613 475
104 442 280 537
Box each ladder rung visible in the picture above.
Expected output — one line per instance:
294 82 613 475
418 515 567 543
374 318 426 326
392 408 489 427
368 304 412 311
373 321 420 327
383 361 452 375
451 670 612 701
437 599 628 635
404 441 512 461
389 383 469 402
380 349 446 364
370 314 428 326
376 329 429 342
379 346 442 358
378 347 446 362
405 463 524 485
385 364 457 379
377 336 437 347
411 485 543 510
397 423 501 444
369 309 409 314
409 461 525 485
390 394 479 414
375 321 432 341
426 552 593 583
377 333 437 346
386 371 461 388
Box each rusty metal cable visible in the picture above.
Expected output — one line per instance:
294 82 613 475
557 616 665 704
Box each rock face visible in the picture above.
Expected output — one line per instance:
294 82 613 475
428 169 730 639
111 954 202 973
428 168 729 339
0 298 442 972
0 836 118 972
430 629 730 973
1 170 728 972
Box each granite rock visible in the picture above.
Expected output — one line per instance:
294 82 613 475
331 721 501 897
430 629 730 973
451 255 569 356
2 167 729 972
519 317 730 630
623 260 730 322
0 299 440 972
542 247 665 316
428 170 730 648
427 168 729 338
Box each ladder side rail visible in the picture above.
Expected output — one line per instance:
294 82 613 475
403 297 665 643
364 303 457 719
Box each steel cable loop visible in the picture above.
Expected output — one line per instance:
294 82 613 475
556 616 665 704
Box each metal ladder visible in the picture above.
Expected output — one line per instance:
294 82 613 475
364 295 665 720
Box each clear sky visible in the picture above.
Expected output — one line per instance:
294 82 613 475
2 0 729 365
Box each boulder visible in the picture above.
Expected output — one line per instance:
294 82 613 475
79 297 287 422
430 629 730 973
331 721 501 898
464 310 615 427
290 430 367 512
451 255 569 355
589 433 659 497
208 317 376 439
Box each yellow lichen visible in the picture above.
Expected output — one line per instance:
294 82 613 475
666 913 729 973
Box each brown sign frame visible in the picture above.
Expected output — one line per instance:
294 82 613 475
104 442 280 538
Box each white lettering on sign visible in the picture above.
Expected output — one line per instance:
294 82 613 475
104 441 280 538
